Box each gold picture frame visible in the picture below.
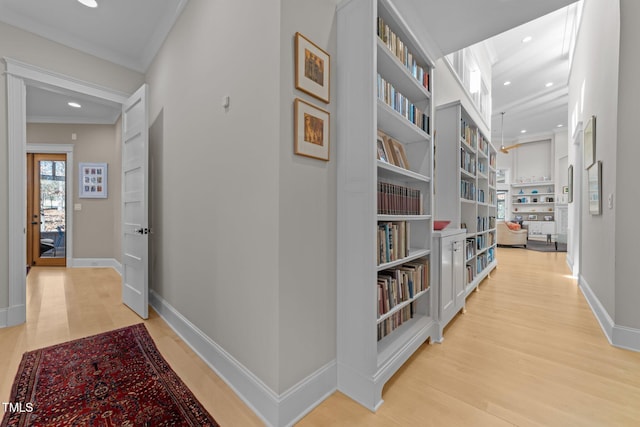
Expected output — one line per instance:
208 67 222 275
295 32 330 103
294 98 330 161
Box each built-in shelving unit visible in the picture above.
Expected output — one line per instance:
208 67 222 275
435 101 497 296
337 0 437 410
511 181 556 239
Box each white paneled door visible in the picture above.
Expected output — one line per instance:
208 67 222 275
121 84 149 319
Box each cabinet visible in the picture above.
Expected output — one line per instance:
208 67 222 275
337 0 437 411
432 229 466 339
511 181 555 239
434 101 497 296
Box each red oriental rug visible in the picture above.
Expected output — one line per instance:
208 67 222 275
1 324 219 426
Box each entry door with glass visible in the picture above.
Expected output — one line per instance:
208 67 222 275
27 153 67 266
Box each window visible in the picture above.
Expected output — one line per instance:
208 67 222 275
497 191 507 220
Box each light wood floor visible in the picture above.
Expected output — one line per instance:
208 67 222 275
2 249 640 426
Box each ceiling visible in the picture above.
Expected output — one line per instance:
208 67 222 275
1 0 578 135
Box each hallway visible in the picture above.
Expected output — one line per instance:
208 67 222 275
2 251 639 426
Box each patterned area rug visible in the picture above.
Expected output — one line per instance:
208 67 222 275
1 324 219 426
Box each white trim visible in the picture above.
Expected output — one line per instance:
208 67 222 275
579 276 640 352
149 290 337 427
578 275 614 343
612 325 640 352
0 307 7 328
4 57 128 328
72 258 123 276
27 115 120 126
27 144 74 269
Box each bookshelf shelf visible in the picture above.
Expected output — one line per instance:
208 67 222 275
337 0 436 411
435 101 497 329
511 181 556 236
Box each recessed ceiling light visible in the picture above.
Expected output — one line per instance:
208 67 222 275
520 130 527 134
77 0 98 8
68 102 82 108
504 81 511 86
522 36 533 43
545 82 554 88
557 124 564 128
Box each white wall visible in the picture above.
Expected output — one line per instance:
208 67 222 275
145 0 281 391
615 0 640 329
568 0 619 318
434 58 490 138
0 22 144 311
146 0 339 408
279 0 338 393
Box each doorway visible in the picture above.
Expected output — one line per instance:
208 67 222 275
26 153 67 267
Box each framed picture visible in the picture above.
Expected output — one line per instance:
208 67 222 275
389 139 410 170
376 130 390 163
584 116 596 169
528 214 538 220
588 160 602 215
294 98 330 161
79 162 108 198
295 32 330 103
568 165 574 203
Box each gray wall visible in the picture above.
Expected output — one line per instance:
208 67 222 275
615 0 640 329
27 123 122 261
568 0 619 319
279 0 338 393
146 0 338 395
146 0 283 393
0 22 144 311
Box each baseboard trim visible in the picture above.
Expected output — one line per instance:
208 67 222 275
578 275 640 352
0 307 7 328
149 290 336 427
578 275 614 344
72 258 123 275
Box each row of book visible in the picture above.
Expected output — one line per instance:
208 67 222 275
377 74 430 133
378 304 413 341
377 221 410 265
465 238 475 261
376 17 430 91
460 148 476 175
478 189 485 203
466 264 475 285
461 119 478 149
478 160 487 175
476 248 495 273
478 133 489 156
378 182 423 215
476 232 496 249
477 216 496 231
377 258 430 319
489 153 496 168
461 180 476 201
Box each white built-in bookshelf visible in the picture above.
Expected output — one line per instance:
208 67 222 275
337 0 437 410
435 101 497 297
511 181 556 239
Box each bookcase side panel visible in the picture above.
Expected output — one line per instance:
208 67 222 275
337 0 379 389
434 104 461 224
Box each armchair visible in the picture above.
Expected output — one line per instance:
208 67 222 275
497 221 527 247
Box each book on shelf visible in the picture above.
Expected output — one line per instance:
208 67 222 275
377 74 430 133
460 147 476 175
376 16 430 91
461 119 477 149
466 264 475 285
465 238 475 261
377 181 423 215
377 221 410 265
460 180 476 201
377 257 430 340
